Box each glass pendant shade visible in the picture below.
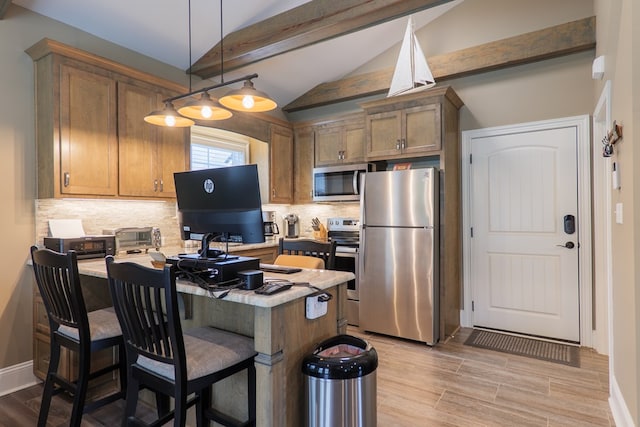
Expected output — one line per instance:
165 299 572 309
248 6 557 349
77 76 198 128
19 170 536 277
219 80 277 112
144 102 195 127
177 92 233 120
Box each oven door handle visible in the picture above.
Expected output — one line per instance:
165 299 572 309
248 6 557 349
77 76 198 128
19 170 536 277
336 253 357 258
353 171 359 195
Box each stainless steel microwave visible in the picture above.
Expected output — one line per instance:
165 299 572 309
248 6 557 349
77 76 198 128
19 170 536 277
313 163 375 202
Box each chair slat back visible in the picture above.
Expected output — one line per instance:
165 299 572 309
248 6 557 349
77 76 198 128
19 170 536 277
30 246 89 340
106 257 185 371
278 238 337 269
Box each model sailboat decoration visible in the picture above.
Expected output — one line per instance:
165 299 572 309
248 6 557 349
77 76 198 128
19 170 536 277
387 16 436 97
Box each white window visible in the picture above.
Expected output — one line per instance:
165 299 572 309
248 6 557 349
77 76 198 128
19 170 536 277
190 126 250 170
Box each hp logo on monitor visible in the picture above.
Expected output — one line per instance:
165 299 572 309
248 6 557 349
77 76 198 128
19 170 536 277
203 178 215 194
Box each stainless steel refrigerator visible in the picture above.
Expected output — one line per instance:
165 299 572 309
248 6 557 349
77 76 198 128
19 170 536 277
359 168 439 344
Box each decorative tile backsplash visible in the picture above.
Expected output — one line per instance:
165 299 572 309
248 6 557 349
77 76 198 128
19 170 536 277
35 199 360 247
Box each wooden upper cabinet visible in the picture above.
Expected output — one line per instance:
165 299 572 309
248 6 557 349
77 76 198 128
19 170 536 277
118 82 188 198
314 113 365 166
59 63 118 196
26 38 188 199
269 124 294 204
293 125 314 204
362 86 462 162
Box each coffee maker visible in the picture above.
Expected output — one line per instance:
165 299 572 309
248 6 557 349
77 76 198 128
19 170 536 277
262 211 279 239
283 213 299 238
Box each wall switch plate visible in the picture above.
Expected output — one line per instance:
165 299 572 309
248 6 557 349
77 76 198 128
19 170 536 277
306 294 328 319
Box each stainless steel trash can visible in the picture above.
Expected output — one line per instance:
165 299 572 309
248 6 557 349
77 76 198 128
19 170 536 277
302 335 378 427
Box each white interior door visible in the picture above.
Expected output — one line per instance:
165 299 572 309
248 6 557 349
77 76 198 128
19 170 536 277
470 126 580 342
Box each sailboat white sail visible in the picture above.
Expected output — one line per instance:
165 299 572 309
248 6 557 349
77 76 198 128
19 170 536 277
387 16 436 97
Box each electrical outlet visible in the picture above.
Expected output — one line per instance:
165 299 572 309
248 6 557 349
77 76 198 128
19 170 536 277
306 295 328 319
615 202 623 224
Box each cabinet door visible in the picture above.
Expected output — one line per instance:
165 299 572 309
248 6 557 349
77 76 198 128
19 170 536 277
366 111 402 160
156 126 189 197
233 246 278 264
315 126 342 166
59 64 118 196
270 125 294 203
403 104 441 155
294 126 314 203
117 81 158 197
343 123 366 164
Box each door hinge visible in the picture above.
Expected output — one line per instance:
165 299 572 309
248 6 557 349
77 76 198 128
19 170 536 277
472 300 475 311
469 153 473 164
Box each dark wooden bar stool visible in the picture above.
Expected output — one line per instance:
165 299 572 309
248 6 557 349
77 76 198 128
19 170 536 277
29 246 126 427
278 238 337 269
105 256 257 427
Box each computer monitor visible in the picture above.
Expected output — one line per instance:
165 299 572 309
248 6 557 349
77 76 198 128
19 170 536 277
174 165 265 258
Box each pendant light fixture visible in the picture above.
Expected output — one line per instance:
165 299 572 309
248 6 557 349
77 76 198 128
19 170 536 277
144 0 277 127
176 0 231 121
177 91 233 120
217 0 276 113
144 101 195 127
219 79 278 112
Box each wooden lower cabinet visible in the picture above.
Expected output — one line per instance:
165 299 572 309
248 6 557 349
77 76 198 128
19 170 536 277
232 245 278 264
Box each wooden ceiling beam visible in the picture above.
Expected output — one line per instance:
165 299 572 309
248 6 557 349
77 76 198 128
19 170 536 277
284 16 596 112
0 0 12 19
190 0 456 79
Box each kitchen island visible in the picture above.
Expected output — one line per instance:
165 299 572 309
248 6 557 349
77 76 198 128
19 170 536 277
76 254 352 427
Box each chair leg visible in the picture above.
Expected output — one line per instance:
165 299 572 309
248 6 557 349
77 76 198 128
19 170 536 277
118 343 127 395
247 364 256 426
155 391 170 419
69 346 91 427
196 386 211 427
124 374 140 427
174 389 188 427
37 342 61 427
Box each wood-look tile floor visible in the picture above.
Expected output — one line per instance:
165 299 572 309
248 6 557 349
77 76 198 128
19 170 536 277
0 327 613 426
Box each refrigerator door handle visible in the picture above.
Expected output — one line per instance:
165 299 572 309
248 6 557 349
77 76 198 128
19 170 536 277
353 170 359 195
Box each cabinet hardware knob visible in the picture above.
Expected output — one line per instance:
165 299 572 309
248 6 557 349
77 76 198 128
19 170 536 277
396 139 401 150
159 179 164 192
154 180 158 191
63 172 70 187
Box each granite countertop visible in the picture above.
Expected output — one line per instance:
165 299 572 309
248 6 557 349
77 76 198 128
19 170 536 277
77 251 353 309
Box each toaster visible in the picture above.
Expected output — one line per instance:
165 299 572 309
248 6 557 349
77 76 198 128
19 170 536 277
102 227 161 254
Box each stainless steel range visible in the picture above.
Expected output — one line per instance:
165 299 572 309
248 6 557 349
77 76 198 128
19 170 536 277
327 217 360 326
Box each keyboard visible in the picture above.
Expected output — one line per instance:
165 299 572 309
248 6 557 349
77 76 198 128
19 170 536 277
259 263 302 274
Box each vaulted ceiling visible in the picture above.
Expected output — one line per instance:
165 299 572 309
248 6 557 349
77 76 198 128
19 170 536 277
5 0 594 113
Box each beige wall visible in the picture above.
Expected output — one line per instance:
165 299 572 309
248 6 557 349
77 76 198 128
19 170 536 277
0 5 192 369
594 0 639 423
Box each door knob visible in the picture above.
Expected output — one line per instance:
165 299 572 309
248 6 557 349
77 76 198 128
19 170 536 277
556 241 575 249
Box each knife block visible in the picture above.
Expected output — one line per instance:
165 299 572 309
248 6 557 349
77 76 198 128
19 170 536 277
312 224 328 241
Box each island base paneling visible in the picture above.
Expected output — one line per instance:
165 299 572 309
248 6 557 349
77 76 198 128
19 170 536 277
183 282 347 426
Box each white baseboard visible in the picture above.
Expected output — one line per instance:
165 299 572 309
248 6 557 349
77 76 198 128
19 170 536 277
609 374 635 427
0 361 40 397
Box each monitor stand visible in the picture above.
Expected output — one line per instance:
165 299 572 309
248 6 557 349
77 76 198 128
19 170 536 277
181 233 238 261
